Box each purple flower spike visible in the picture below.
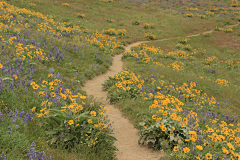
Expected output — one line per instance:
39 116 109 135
60 132 64 139
20 109 25 117
0 152 6 159
8 126 12 135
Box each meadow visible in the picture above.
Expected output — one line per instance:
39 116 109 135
0 0 240 159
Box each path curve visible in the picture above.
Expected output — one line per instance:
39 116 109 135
82 23 239 160
82 43 163 160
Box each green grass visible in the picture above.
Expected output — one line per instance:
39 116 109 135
9 0 227 43
1 0 240 159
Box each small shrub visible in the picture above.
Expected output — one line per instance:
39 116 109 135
223 26 233 33
214 26 220 31
231 0 238 7
104 28 116 35
204 33 212 37
106 18 114 23
184 13 193 17
178 38 189 44
144 32 156 40
62 3 69 7
77 14 85 18
132 19 140 25
144 23 154 29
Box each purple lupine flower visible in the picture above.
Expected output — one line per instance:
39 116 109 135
8 110 13 118
33 68 37 73
226 115 229 120
23 110 33 123
25 87 28 95
44 92 49 99
9 81 14 90
60 132 64 139
27 81 31 88
30 39 35 45
151 88 156 94
213 112 217 119
191 145 195 156
0 152 6 159
179 94 183 100
203 117 207 123
0 112 2 123
213 155 218 160
19 109 25 117
65 124 69 133
49 68 55 74
12 109 18 123
15 58 18 65
8 126 12 134
222 155 227 160
203 133 206 139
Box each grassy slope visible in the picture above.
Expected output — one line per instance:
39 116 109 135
1 0 240 159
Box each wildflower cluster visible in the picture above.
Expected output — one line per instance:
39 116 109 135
31 74 115 147
62 3 69 7
20 0 36 8
224 59 238 69
131 19 140 25
0 107 39 159
144 23 154 29
184 13 193 17
102 0 113 2
105 18 114 23
167 61 185 71
210 6 218 12
198 14 206 19
223 26 233 33
144 32 157 40
189 8 198 11
77 14 85 18
103 28 127 36
27 142 52 160
178 38 190 45
215 79 230 87
202 56 219 66
104 66 240 159
0 1 121 158
0 1 123 58
231 0 238 7
166 50 194 59
103 69 144 103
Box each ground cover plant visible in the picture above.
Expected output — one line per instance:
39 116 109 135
0 1 119 159
103 23 240 160
1 0 240 159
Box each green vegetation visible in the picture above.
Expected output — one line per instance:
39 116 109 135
1 0 240 159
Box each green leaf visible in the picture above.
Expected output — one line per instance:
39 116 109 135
170 135 174 141
64 134 74 142
43 113 58 118
45 130 58 135
29 62 37 65
3 76 13 81
106 135 118 142
49 116 62 125
50 108 71 120
50 136 59 144
202 147 213 155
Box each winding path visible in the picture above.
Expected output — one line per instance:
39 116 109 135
82 23 238 160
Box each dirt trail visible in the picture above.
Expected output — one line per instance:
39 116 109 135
82 23 238 160
82 42 163 160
